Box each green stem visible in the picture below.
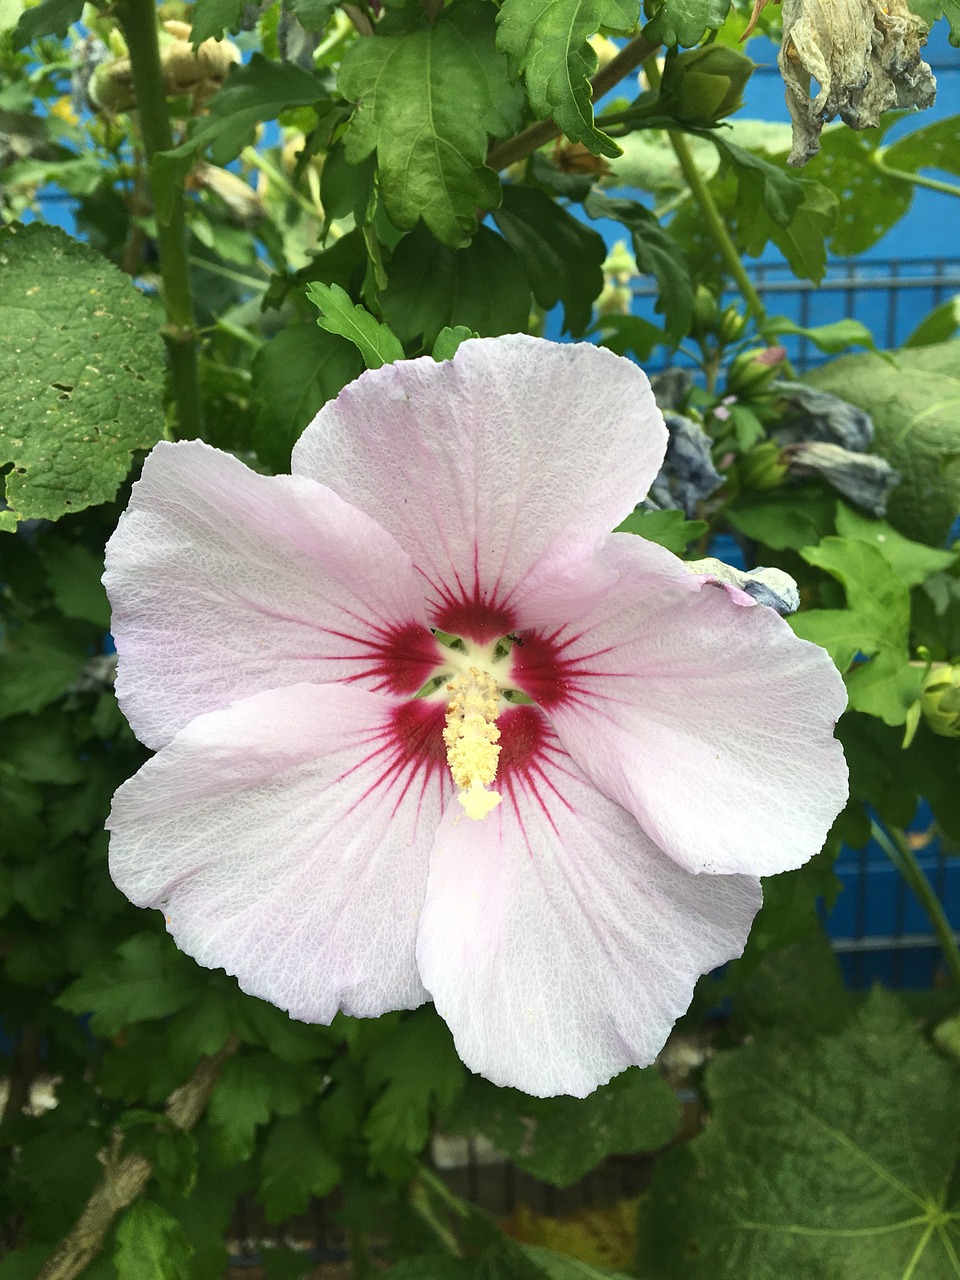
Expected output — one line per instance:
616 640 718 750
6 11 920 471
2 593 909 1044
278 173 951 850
873 154 960 200
643 58 766 328
870 820 960 993
114 0 203 440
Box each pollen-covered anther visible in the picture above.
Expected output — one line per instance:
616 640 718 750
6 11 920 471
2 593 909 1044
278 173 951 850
443 666 502 820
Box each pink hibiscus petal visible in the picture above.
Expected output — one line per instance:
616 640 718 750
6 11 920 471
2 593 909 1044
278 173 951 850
514 535 848 878
104 441 440 749
108 683 451 1021
291 335 667 642
416 704 761 1097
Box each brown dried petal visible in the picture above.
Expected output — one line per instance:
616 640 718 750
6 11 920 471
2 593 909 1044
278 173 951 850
779 0 936 166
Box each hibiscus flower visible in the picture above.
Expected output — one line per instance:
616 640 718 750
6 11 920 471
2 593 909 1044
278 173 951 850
104 334 847 1097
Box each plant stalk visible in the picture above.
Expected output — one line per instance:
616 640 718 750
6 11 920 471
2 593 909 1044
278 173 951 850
486 32 659 171
871 820 960 994
36 1036 240 1280
642 56 767 326
114 0 204 440
873 154 960 200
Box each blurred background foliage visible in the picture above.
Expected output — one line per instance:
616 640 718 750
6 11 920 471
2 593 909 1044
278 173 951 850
2 0 960 1275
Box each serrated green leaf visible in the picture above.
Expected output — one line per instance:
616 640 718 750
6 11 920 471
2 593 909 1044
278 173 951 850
834 505 957 585
208 1053 320 1163
305 281 404 369
251 323 363 471
496 0 638 158
432 326 478 361
11 0 81 48
339 0 522 247
615 508 707 554
448 1066 680 1187
382 224 532 347
646 0 730 46
154 57 324 222
805 343 960 544
584 191 693 341
845 647 926 725
115 1201 193 1280
258 1114 341 1222
799 536 910 653
363 1007 466 1167
492 185 605 337
0 223 164 523
189 0 243 43
56 933 200 1034
0 621 87 719
637 990 960 1280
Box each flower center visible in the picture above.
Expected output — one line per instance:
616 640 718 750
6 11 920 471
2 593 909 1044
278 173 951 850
442 665 502 821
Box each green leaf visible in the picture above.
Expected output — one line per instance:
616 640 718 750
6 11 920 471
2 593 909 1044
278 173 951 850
834 504 958 586
730 929 853 1041
208 1053 320 1163
154 57 324 222
903 295 960 349
797 535 910 659
432 326 479 361
4 715 84 784
339 0 522 247
285 0 338 30
363 1007 466 1167
711 135 805 227
726 485 837 551
11 0 81 48
615 508 708 554
767 316 878 355
189 0 243 43
115 1201 193 1280
382 224 532 348
844 647 926 725
0 621 86 719
521 1248 634 1279
0 223 164 524
883 113 960 179
305 281 404 369
805 342 960 544
636 990 960 1280
258 1114 341 1222
448 1066 680 1187
251 323 363 471
800 122 911 257
584 192 693 341
38 541 111 628
56 933 200 1035
496 0 639 158
646 0 730 46
492 185 605 337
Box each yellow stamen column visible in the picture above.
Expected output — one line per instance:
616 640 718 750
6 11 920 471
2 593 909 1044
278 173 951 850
443 666 502 820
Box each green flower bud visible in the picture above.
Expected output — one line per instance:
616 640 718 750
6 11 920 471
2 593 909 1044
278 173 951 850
921 665 960 738
660 45 755 126
738 441 789 490
718 303 747 344
691 285 719 338
726 346 786 396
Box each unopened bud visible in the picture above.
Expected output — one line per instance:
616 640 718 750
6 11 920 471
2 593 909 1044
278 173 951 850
726 346 787 396
921 665 960 738
660 45 755 125
691 285 719 338
718 303 747 344
739 441 789 490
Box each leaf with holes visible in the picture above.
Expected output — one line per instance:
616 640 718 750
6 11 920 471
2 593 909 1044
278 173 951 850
637 990 960 1279
0 223 164 527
